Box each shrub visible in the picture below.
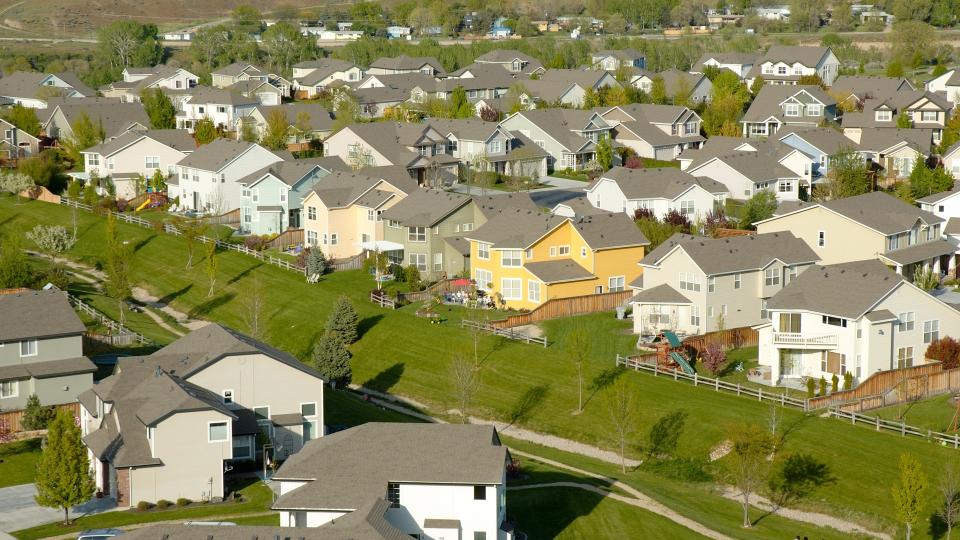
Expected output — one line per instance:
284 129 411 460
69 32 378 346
700 343 726 376
243 235 269 251
156 499 172 509
20 394 56 430
818 376 827 396
843 371 854 390
704 208 731 234
926 337 960 369
662 209 691 232
806 378 816 398
633 207 655 221
176 498 191 506
404 264 422 291
136 501 152 511
831 373 839 393
67 179 81 198
625 155 643 169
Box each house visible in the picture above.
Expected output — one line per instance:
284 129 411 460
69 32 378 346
322 122 459 186
0 289 96 412
940 140 960 177
474 49 545 76
630 232 820 337
690 52 758 79
81 129 196 199
426 118 549 178
292 59 364 98
590 50 646 71
488 25 513 38
302 169 417 260
756 259 960 385
585 167 728 220
745 46 840 87
631 69 713 104
499 109 615 172
433 66 522 104
599 104 705 160
466 210 648 309
855 128 933 179
840 91 950 146
367 56 445 76
224 79 284 106
239 103 336 148
741 85 837 138
918 188 960 221
830 75 914 109
754 191 955 278
387 25 412 39
774 126 859 178
79 324 325 507
524 69 621 107
0 71 95 108
237 161 330 235
380 190 538 280
106 67 201 103
0 117 41 163
42 98 150 141
925 69 960 106
175 87 260 132
756 5 791 20
685 145 805 201
172 139 288 214
211 62 291 97
272 423 511 539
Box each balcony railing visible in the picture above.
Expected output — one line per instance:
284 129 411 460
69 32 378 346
772 332 838 348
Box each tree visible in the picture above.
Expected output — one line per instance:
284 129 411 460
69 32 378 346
241 275 265 339
831 0 855 30
104 213 132 325
605 13 627 35
63 112 104 162
313 333 352 387
646 410 687 460
893 0 933 22
891 21 937 68
567 326 590 414
897 111 914 129
190 26 230 71
701 343 727 375
749 76 764 96
892 453 927 540
650 76 667 104
305 248 329 278
479 106 499 122
940 110 960 153
262 22 313 75
141 89 177 129
926 336 960 369
408 6 436 35
294 111 313 144
193 117 218 145
260 109 289 150
20 394 56 431
204 240 217 297
450 351 479 423
910 158 954 199
740 190 778 229
26 225 75 257
2 104 40 136
789 0 823 31
96 21 162 75
1 172 35 204
176 218 207 269
728 423 775 528
816 148 870 200
940 462 960 540
232 5 263 33
34 409 95 524
595 137 614 170
886 61 905 78
19 151 65 190
0 234 31 288
449 86 474 119
325 296 359 345
608 378 636 473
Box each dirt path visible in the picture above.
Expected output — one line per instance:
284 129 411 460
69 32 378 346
130 286 208 332
42 511 277 540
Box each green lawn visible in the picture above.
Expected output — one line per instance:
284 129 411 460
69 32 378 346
872 394 960 433
0 438 42 488
4 195 960 538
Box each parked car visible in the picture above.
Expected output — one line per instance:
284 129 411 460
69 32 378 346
77 529 124 540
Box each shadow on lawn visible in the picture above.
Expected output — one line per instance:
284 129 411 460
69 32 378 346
157 283 193 306
582 367 625 410
227 263 263 285
188 292 236 319
507 469 605 539
508 384 550 427
132 234 156 253
365 362 405 393
357 314 384 340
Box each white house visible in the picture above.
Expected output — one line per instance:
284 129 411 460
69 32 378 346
0 71 94 108
686 149 803 201
745 46 840 87
918 188 960 221
599 104 705 161
82 129 196 199
272 423 512 539
926 69 960 106
176 87 259 132
690 52 758 79
585 166 728 220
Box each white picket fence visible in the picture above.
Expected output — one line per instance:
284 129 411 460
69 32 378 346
67 293 151 346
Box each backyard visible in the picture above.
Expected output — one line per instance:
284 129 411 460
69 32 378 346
0 438 41 488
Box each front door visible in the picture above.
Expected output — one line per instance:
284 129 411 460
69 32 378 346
780 350 801 377
192 191 199 211
100 460 110 496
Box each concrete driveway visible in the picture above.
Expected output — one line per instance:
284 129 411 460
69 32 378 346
0 484 116 536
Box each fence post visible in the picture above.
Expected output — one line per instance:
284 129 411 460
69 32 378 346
780 392 785 407
653 363 658 377
715 377 719 391
955 433 958 449
758 387 762 402
901 421 906 437
876 416 880 431
693 372 698 387
673 369 677 381
736 383 741 396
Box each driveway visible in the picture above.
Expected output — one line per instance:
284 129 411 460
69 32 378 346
0 484 116 535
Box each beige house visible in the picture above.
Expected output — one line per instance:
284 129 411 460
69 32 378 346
79 324 325 507
302 169 418 259
81 129 196 199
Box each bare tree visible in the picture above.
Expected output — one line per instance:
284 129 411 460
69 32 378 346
728 423 775 528
451 353 479 423
348 143 375 171
568 326 590 414
242 275 266 339
767 402 782 456
177 218 207 270
607 379 636 473
204 240 218 297
940 462 960 540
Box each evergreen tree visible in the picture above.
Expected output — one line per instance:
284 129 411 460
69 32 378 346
34 409 95 524
312 333 352 387
260 109 289 150
910 158 954 199
450 86 473 118
325 296 359 345
650 76 667 104
0 234 31 288
142 89 177 129
306 248 329 277
20 394 56 431
897 111 914 129
193 117 218 145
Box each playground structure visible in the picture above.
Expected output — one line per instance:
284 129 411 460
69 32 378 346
651 331 695 375
135 192 169 212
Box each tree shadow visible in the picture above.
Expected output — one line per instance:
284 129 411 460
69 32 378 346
365 363 405 393
508 384 550 427
188 292 236 319
357 314 384 340
297 328 324 361
777 412 812 446
132 234 156 253
756 453 835 527
929 512 948 540
227 263 264 285
157 283 192 306
583 367 625 409
506 468 606 539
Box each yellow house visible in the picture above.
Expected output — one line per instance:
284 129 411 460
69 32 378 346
302 169 417 259
466 209 649 310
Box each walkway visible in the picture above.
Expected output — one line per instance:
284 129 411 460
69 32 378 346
0 484 116 536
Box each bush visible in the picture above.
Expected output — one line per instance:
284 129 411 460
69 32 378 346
806 378 816 398
633 208 655 221
136 501 152 511
20 394 56 430
818 376 827 396
662 209 691 232
243 235 269 251
404 264 422 291
926 337 960 369
700 343 726 376
843 371 854 390
176 497 191 506
156 499 172 509
831 373 839 393
67 179 81 198
625 155 643 169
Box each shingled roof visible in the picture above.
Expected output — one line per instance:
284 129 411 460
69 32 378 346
0 289 86 342
640 232 819 275
766 259 906 319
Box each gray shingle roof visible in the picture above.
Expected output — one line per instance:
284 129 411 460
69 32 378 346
775 126 857 155
629 283 692 304
946 218 960 236
917 188 959 205
273 423 505 511
817 191 944 234
467 208 648 249
767 259 905 319
83 129 195 157
379 188 471 226
369 56 444 74
309 171 404 209
640 232 819 275
254 103 335 133
597 166 728 200
691 52 759 72
508 109 604 152
0 289 85 342
0 357 95 383
757 45 831 68
212 62 265 78
855 128 933 154
831 75 914 99
236 160 321 187
879 239 956 265
524 260 595 283
741 85 835 124
176 139 277 172
47 99 151 139
0 71 92 99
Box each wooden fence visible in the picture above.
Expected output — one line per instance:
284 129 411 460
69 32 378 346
462 319 548 347
330 252 366 272
807 363 950 410
68 294 151 346
267 229 304 250
489 290 633 329
370 290 397 309
682 327 758 355
0 402 79 433
828 407 960 449
399 278 475 303
23 185 60 204
207 209 240 226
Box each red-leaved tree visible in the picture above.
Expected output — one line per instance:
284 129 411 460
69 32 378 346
700 343 727 376
927 337 960 369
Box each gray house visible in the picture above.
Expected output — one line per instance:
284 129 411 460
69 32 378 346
741 85 837 138
237 161 330 235
0 289 96 411
499 109 616 172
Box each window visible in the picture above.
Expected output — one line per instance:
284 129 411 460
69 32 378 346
784 265 798 283
609 276 625 292
307 231 317 246
875 110 892 122
432 252 443 271
252 189 259 203
888 235 900 251
462 223 473 232
475 269 493 290
684 121 697 135
528 280 541 302
222 390 233 404
898 312 915 332
477 243 490 260
408 253 427 272
734 273 742 289
922 111 938 122
408 227 426 242
501 278 521 300
807 104 821 117
707 306 714 318
501 250 522 267
388 220 401 229
707 276 716 293
760 298 769 320
778 180 793 193
924 320 940 344
817 231 825 247
474 533 487 540
180 168 188 180
330 233 338 245
793 66 803 75
679 200 695 215
779 313 801 333
777 65 787 75
280 190 286 203
232 437 251 459
898 346 914 368
198 106 205 114
489 140 503 153
19 339 37 357
784 103 799 117
387 483 400 508
145 156 160 170
822 315 847 327
367 209 375 221
301 402 317 417
321 233 328 245
208 421 228 442
88 154 99 167
549 246 557 257
307 206 316 220
0 381 16 399
690 305 700 327
558 245 571 256
474 485 487 500
763 64 773 75
679 272 700 291
525 248 533 259
216 106 226 113
764 267 780 286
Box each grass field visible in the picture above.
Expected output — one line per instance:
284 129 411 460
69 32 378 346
4 194 960 538
0 438 41 488
872 394 960 433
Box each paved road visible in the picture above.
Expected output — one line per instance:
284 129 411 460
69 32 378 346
0 484 116 535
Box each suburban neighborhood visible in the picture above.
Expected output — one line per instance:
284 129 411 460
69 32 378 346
7 2 960 539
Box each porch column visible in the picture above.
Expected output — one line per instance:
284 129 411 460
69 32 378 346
769 345 781 383
950 255 958 279
932 256 941 275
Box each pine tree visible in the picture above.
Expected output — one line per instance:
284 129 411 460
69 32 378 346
34 409 95 524
325 296 358 345
20 394 56 431
306 248 328 277
194 117 218 145
312 334 352 387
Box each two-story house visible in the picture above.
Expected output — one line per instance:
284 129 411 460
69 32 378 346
79 324 325 507
499 109 615 172
239 103 336 149
741 85 837 138
367 56 445 76
840 91 950 147
0 71 94 108
585 166 728 220
237 161 331 235
524 69 621 108
590 49 645 71
292 59 364 98
0 289 96 412
176 87 259 132
631 69 713 104
426 118 549 178
854 128 933 179
629 232 819 337
685 146 805 201
755 191 955 279
211 62 291 97
474 49 545 76
690 52 758 79
745 45 840 87
918 187 960 222
272 423 511 539
774 126 859 178
599 104 705 160
100 66 199 103
81 129 196 199
0 117 41 163
466 210 649 309
301 169 417 260
925 68 960 106
756 259 960 385
831 75 914 110
172 139 288 214
43 98 150 141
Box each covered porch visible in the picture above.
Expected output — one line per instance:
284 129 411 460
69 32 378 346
878 239 958 281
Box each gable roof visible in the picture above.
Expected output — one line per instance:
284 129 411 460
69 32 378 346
831 75 914 99
378 188 471 226
641 231 819 275
467 208 648 250
237 160 322 188
253 103 335 132
295 59 359 85
776 126 857 155
0 289 86 342
369 55 444 74
766 259 906 319
595 167 728 199
764 191 944 233
0 71 92 99
691 150 800 181
176 139 278 172
691 52 759 71
212 62 266 78
46 98 151 138
741 85 834 124
856 128 934 154
308 170 405 209
759 45 831 67
508 109 605 152
82 129 195 157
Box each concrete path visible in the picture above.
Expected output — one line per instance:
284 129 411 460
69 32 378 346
0 484 115 534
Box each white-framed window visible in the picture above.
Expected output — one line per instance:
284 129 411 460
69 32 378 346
822 315 847 327
408 227 426 242
222 390 233 404
763 64 773 75
367 209 375 221
19 339 37 357
679 272 700 291
922 111 938 122
388 220 401 229
307 206 316 220
777 65 787 75
784 265 798 283
321 233 328 245
707 276 716 292
252 189 259 203
734 273 742 289
528 280 541 303
764 267 780 286
609 276 625 292
477 243 490 260
924 320 940 343
580 247 587 258
475 269 493 290
88 154 100 167
898 312 915 332
232 436 252 459
280 190 287 203
433 252 443 271
0 381 17 399
330 233 338 245
489 140 503 153
217 105 226 113
501 250 522 267
897 346 914 368
501 278 521 300
784 103 799 117
208 421 229 442
817 231 825 247
242 188 251 198
679 200 695 215
875 110 892 122
690 305 700 327
307 231 317 246
145 156 160 170
242 207 252 224
760 298 768 320
462 223 474 232
806 104 821 116
301 402 317 418
549 246 557 257
408 253 427 272
558 245 570 256
778 180 793 192
525 249 533 259
707 306 714 318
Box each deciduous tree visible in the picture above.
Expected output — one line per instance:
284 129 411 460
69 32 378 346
608 378 636 473
260 109 290 150
142 89 177 129
892 453 927 540
104 213 132 324
728 423 775 528
193 117 218 145
567 326 590 414
34 409 95 524
204 240 218 297
2 104 40 136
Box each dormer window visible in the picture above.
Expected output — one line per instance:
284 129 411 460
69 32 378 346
793 66 803 75
807 104 821 117
784 103 799 117
876 110 892 122
763 64 773 75
777 66 787 75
